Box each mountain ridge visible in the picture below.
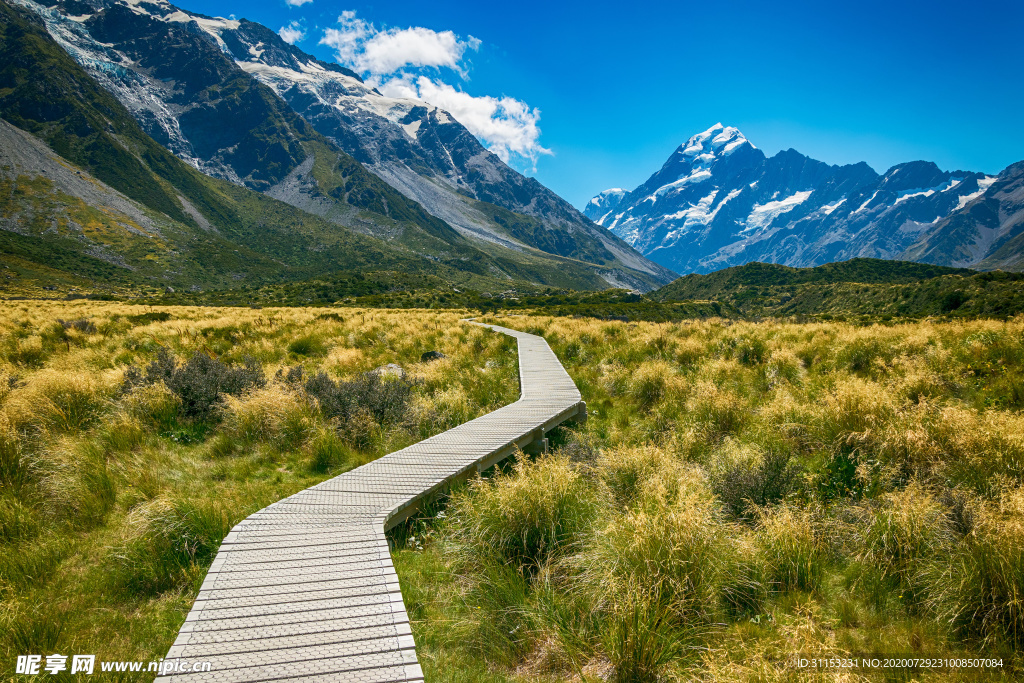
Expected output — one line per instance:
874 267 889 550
585 123 1018 274
12 0 672 290
0 0 655 296
651 258 1024 320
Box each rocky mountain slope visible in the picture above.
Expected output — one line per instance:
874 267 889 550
585 123 1019 273
903 162 1024 271
11 0 673 290
0 0 644 294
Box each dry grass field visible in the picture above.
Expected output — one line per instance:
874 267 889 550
393 314 1024 682
0 302 519 675
3 303 1024 682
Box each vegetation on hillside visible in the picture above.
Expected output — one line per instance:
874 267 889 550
392 313 1024 681
0 303 520 669
655 259 1024 321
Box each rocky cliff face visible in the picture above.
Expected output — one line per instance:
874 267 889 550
904 162 1024 271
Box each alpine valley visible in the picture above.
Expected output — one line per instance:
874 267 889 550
0 0 674 296
586 124 1024 274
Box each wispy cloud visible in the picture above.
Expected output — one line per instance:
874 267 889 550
279 20 305 44
284 0 313 7
319 11 548 169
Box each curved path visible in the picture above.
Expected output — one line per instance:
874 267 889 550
157 322 584 682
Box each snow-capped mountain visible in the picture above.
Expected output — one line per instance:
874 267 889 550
585 123 1007 273
14 0 673 289
585 189 628 219
903 161 1024 271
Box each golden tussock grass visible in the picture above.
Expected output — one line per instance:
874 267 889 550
398 312 1024 681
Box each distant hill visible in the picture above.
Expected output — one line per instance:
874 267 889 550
653 258 1024 320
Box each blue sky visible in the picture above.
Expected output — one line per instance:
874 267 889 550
184 0 1024 209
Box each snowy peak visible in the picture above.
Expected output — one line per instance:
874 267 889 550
583 188 628 226
585 124 1015 274
586 188 627 212
679 123 755 159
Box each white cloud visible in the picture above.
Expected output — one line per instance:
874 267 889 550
320 11 478 76
319 11 549 169
378 75 552 167
279 21 305 44
284 0 313 6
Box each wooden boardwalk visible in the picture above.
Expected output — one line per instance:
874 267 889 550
156 322 584 682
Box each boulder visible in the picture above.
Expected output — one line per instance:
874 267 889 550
420 350 446 363
372 363 405 379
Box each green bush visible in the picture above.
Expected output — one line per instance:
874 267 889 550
122 348 265 421
305 371 413 428
307 428 350 473
287 334 327 357
713 447 799 520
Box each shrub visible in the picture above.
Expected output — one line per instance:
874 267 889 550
447 455 599 572
306 428 350 474
58 318 96 334
714 446 799 520
287 334 327 357
122 348 265 421
304 370 413 428
126 311 171 325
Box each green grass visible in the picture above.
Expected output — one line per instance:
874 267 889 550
390 312 1024 681
0 303 520 674
5 297 1024 682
